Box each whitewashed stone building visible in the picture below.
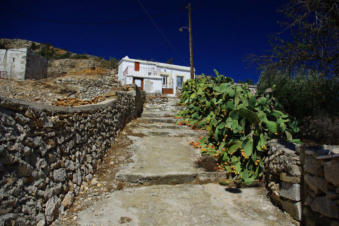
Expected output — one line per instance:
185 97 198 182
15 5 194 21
118 56 192 95
0 48 48 80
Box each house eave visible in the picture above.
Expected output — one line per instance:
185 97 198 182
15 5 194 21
119 56 193 72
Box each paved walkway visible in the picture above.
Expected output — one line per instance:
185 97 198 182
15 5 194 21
54 97 296 226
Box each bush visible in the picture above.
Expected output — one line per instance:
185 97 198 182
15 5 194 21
39 44 55 60
70 54 89 59
177 71 299 185
257 70 339 119
100 57 119 69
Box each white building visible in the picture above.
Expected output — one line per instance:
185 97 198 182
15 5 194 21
118 56 193 95
0 48 47 80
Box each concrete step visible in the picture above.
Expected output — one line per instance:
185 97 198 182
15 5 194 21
141 112 177 118
143 107 181 114
139 117 178 124
116 136 204 185
76 184 296 226
132 122 183 130
126 126 206 138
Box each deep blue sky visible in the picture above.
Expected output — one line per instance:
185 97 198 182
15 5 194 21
1 0 287 83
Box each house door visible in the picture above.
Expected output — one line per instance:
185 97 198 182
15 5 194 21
133 78 144 90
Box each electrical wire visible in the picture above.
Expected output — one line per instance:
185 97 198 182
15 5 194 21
136 0 187 65
2 6 185 25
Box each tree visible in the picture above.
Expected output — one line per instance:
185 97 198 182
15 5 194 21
238 79 254 85
256 0 339 120
257 0 338 77
166 58 173 64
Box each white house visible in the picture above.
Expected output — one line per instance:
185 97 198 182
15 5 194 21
118 56 193 95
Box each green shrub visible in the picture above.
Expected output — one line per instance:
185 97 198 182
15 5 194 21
70 54 89 59
257 70 339 119
39 44 55 60
177 71 299 185
100 57 119 69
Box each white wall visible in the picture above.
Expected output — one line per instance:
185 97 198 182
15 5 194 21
144 78 162 94
118 58 191 95
0 48 27 80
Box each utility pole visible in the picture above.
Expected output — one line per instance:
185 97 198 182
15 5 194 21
187 3 194 80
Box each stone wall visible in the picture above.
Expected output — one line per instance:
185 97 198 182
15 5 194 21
47 59 107 78
25 50 48 80
264 140 339 224
301 146 339 225
0 87 145 225
264 140 303 221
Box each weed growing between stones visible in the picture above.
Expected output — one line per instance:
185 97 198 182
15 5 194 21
177 71 300 185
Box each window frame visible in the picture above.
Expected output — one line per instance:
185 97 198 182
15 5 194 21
176 76 184 88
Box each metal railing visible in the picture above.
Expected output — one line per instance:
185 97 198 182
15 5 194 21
123 66 159 77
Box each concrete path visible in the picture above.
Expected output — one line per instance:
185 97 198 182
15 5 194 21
54 97 296 226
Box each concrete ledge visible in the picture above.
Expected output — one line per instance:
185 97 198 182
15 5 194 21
0 91 136 114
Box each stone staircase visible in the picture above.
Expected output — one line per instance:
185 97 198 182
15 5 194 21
72 97 297 226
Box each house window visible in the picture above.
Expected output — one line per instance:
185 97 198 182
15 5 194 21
176 76 184 88
148 72 151 76
161 75 168 87
135 62 140 71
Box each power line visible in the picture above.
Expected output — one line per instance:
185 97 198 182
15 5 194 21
136 0 187 65
2 6 184 25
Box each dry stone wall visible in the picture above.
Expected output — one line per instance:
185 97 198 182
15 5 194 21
0 87 145 225
47 59 108 78
264 140 303 222
301 146 339 225
264 140 339 224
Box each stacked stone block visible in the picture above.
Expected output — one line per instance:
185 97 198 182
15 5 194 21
265 140 339 225
264 139 302 222
301 146 339 225
0 87 144 225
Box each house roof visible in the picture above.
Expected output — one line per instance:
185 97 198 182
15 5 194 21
119 56 192 71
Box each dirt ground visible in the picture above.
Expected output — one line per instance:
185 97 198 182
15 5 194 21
0 68 122 106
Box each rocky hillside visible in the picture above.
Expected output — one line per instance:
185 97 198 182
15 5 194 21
0 38 119 78
0 38 123 106
0 38 97 60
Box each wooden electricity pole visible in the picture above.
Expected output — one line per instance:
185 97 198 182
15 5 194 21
187 3 194 79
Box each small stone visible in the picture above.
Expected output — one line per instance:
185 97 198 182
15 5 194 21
36 158 48 170
324 159 339 186
280 173 300 184
281 200 302 221
288 165 301 177
36 213 46 226
279 182 301 201
72 169 82 185
311 196 339 219
120 216 132 224
33 136 43 147
91 178 98 186
37 219 46 226
65 160 75 171
0 213 18 226
327 191 339 200
45 196 61 224
61 192 74 209
53 168 67 182
17 160 33 177
304 174 327 194
304 155 323 176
